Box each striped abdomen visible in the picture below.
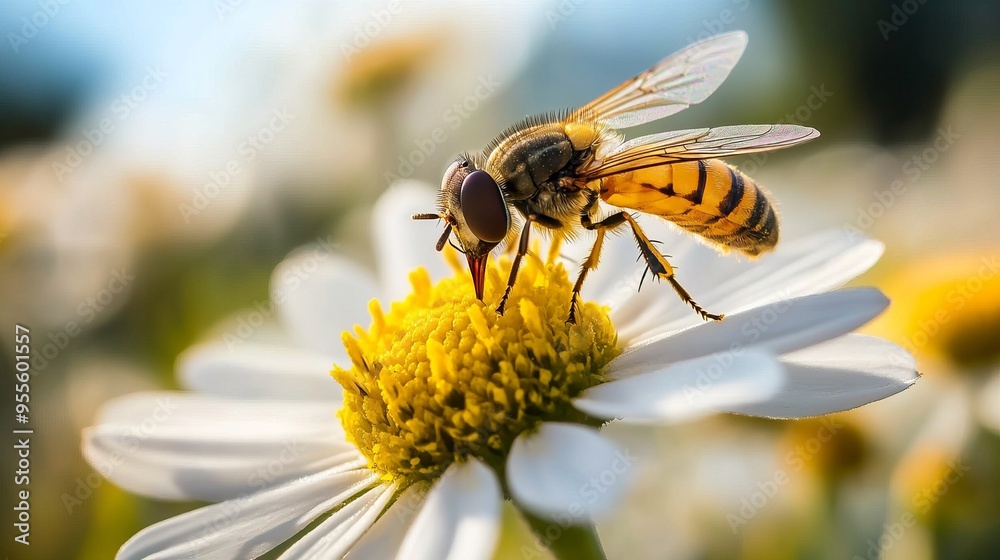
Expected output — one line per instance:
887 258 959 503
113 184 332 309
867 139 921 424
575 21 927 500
597 159 778 256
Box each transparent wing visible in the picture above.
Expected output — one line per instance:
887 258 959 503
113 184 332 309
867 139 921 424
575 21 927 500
585 124 820 178
579 31 748 129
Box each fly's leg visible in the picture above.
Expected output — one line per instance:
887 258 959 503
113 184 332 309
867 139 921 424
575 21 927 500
621 213 724 322
546 235 564 265
570 188 722 323
568 222 618 324
497 218 533 316
569 192 626 323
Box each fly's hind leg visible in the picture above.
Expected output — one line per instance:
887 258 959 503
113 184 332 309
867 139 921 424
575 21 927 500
622 213 724 322
571 194 724 323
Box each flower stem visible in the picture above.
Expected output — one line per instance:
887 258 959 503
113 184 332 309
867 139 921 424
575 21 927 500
523 512 608 560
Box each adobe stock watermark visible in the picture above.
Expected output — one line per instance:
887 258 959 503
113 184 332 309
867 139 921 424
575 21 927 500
854 459 969 560
222 234 338 350
683 288 799 406
32 268 136 373
685 0 751 45
189 494 256 550
182 442 319 551
844 126 959 240
340 0 409 61
737 84 833 176
7 0 73 53
62 396 177 514
545 0 587 30
683 342 753 405
187 454 368 551
213 0 248 21
727 417 844 532
878 0 933 41
51 66 168 183
894 254 1000 357
519 448 636 559
390 484 430 526
246 440 305 491
165 442 330 553
383 74 500 185
178 107 294 223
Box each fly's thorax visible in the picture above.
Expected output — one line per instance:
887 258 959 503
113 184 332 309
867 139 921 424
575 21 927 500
483 118 608 201
487 123 574 200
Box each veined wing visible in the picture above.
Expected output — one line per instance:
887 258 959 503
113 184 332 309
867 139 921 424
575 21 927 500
579 31 748 129
585 124 819 179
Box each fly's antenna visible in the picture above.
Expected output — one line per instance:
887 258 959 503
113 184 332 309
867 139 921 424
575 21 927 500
436 224 453 252
411 213 453 253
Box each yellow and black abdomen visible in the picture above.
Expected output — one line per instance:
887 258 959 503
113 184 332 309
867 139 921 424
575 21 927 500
598 159 778 256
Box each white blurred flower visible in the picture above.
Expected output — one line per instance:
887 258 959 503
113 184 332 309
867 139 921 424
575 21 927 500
2 0 552 339
30 0 554 244
0 147 134 331
82 183 916 559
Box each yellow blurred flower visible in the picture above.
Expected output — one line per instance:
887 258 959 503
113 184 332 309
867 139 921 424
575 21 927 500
867 251 1000 372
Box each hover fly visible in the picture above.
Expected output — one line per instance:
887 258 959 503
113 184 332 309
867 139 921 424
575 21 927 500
414 31 818 323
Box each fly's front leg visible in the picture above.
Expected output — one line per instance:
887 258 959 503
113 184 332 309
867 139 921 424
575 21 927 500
622 214 724 322
497 217 534 316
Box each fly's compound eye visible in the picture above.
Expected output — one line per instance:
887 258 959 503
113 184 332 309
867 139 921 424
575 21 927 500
459 170 509 243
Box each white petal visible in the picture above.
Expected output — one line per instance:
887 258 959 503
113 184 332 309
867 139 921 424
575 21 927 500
708 229 883 312
507 423 633 521
344 485 427 560
178 343 343 401
725 335 918 418
278 482 396 559
613 288 889 371
116 465 378 560
617 229 884 343
272 250 378 359
374 181 453 301
396 459 502 560
574 351 784 422
83 392 356 501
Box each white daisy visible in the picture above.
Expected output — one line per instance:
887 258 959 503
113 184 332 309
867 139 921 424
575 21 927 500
82 182 918 559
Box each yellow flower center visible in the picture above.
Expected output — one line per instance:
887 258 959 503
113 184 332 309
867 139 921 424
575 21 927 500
332 252 620 483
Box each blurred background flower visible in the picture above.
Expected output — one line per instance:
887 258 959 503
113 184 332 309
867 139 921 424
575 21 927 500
1 1 998 559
